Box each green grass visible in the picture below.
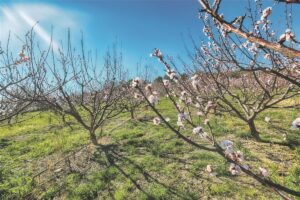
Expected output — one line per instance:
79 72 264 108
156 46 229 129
0 100 299 199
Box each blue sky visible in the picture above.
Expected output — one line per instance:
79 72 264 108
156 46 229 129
1 0 300 77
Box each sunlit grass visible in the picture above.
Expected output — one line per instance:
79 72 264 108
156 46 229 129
0 99 299 199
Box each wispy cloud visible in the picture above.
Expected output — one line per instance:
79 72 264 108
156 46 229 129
0 3 86 51
17 9 59 50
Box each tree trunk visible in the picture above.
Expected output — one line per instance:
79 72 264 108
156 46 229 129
130 109 135 120
89 130 98 145
247 119 261 141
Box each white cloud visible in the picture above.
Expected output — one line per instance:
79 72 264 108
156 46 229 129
0 3 86 51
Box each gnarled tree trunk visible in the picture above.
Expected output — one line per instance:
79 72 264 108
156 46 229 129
89 129 98 145
247 119 261 141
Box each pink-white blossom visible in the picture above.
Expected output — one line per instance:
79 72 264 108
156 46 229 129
259 167 268 177
153 117 161 125
229 163 241 175
193 126 203 134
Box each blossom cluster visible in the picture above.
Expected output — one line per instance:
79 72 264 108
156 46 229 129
15 46 30 65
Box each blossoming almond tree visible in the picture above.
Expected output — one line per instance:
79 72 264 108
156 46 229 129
4 31 125 145
132 54 300 198
173 0 300 142
197 0 300 88
0 37 34 124
120 80 145 120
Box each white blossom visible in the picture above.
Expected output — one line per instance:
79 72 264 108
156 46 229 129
145 84 152 92
191 74 200 89
259 167 268 177
264 116 270 123
220 140 234 150
131 77 141 88
163 79 170 87
204 118 209 125
229 163 241 175
153 117 161 125
197 111 204 116
148 94 158 105
264 54 271 60
261 7 272 20
193 126 203 134
206 164 213 173
292 118 300 129
236 151 244 163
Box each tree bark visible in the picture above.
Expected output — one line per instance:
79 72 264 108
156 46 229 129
130 109 135 120
247 119 261 141
89 130 98 145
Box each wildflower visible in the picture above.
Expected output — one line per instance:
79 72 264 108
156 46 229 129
259 167 268 177
193 126 203 134
291 118 300 129
229 163 241 175
153 117 161 125
165 117 170 122
131 77 141 88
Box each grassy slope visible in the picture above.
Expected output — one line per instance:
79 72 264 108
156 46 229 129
0 100 299 200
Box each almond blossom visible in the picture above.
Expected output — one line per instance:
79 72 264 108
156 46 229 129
206 164 213 173
264 116 271 123
148 94 158 106
191 74 200 90
259 167 268 177
261 7 272 20
220 140 234 151
153 117 161 125
291 118 300 129
163 79 170 87
229 163 241 175
192 126 203 134
131 77 141 88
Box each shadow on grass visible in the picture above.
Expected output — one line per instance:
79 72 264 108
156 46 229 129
0 138 10 148
96 144 191 200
